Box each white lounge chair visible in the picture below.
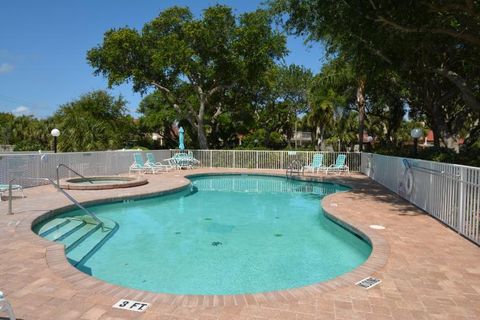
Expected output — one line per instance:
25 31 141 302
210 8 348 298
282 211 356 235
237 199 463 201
0 184 24 202
325 154 349 175
0 291 16 320
146 153 174 172
303 153 325 173
129 153 151 174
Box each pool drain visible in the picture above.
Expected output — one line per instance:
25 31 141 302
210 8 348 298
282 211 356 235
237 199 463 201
211 241 222 246
274 233 283 237
356 277 381 289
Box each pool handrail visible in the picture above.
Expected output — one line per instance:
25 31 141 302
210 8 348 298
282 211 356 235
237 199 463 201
56 163 94 187
7 177 103 227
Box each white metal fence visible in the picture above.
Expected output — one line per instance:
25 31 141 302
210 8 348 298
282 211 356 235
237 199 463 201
361 153 480 245
176 150 361 171
0 150 360 187
0 150 171 187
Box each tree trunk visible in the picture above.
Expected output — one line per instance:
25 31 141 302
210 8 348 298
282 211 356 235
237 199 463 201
196 119 209 149
196 96 209 150
357 79 366 151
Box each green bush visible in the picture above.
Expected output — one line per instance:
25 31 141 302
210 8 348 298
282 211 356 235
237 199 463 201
373 145 480 167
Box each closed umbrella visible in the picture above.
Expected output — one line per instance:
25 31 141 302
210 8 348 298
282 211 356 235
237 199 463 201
179 127 185 151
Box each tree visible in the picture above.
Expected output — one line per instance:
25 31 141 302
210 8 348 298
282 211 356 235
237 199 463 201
137 91 180 149
0 113 52 151
307 59 357 150
252 64 312 148
88 5 287 149
269 0 480 149
53 91 136 151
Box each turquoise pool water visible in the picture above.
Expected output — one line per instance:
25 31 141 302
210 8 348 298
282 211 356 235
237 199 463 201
35 174 371 295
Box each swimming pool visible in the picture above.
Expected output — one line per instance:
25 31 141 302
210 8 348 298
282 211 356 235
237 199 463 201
34 174 371 295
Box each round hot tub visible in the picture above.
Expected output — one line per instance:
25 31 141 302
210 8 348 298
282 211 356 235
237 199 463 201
60 176 148 190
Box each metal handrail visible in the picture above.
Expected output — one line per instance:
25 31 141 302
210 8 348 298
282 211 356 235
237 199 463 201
286 160 304 178
56 163 94 187
7 177 103 226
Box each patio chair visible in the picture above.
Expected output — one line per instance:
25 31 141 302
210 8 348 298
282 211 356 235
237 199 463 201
0 291 16 320
187 151 200 167
129 153 151 174
303 153 325 173
172 153 193 169
325 154 349 175
0 184 24 202
146 153 174 172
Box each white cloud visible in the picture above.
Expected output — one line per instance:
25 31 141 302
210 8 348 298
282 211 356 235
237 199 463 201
0 62 14 74
12 105 31 115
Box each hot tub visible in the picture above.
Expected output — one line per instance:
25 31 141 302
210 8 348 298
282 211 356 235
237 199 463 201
60 176 148 190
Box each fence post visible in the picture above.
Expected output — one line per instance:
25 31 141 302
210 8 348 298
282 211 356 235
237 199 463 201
233 150 236 169
210 150 213 168
457 167 465 235
256 151 259 169
280 151 284 169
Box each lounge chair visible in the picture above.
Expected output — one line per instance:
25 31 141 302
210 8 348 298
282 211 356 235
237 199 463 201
325 154 349 175
303 153 325 173
0 184 24 202
0 291 16 320
146 153 174 172
129 153 151 174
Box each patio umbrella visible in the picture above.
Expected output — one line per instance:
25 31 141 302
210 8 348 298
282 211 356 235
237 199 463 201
178 126 185 150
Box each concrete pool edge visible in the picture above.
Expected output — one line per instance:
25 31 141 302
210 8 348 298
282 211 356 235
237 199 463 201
29 170 390 306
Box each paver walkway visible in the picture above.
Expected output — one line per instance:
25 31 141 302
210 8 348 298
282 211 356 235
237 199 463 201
0 168 479 320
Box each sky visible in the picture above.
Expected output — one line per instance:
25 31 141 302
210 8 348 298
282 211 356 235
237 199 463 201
0 0 326 118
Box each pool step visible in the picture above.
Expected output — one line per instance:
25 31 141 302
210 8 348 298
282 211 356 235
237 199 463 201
38 216 118 269
63 222 101 251
68 219 118 267
43 219 86 242
38 219 71 237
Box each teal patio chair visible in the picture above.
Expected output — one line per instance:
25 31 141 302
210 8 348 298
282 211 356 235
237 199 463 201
303 153 325 173
326 154 349 175
146 153 174 172
129 153 151 174
0 184 24 202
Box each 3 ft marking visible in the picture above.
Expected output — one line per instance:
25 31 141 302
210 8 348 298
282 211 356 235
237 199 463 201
112 299 150 312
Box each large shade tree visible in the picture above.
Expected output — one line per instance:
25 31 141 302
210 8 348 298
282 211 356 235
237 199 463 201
87 5 286 149
269 0 480 148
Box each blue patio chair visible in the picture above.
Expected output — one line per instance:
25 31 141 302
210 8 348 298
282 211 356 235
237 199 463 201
303 153 325 173
326 154 349 175
129 153 152 174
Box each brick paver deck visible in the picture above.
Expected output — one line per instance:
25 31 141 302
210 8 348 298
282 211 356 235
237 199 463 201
0 168 479 320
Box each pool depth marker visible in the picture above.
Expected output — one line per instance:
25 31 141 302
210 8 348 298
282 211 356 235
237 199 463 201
113 299 150 312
